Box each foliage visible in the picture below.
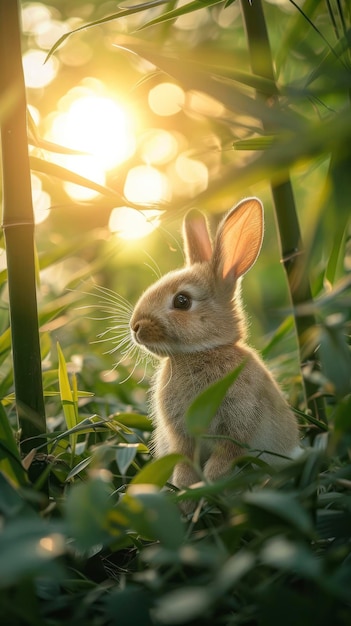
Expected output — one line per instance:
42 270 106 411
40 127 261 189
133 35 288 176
0 0 351 624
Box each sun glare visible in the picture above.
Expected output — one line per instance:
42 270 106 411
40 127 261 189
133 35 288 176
45 88 136 200
109 207 162 240
124 165 170 205
23 49 58 88
46 93 135 168
54 95 136 170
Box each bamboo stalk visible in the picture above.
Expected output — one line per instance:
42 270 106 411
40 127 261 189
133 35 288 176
239 0 326 422
0 0 46 453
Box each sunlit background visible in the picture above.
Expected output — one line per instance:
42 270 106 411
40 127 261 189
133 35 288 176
22 1 238 240
17 0 305 350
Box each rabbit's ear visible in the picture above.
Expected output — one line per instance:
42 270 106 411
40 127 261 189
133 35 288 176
213 198 263 282
183 210 213 265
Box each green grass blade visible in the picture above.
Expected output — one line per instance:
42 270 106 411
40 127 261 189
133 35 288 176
57 342 78 456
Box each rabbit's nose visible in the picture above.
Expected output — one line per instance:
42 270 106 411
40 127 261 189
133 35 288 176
131 317 165 345
131 321 140 334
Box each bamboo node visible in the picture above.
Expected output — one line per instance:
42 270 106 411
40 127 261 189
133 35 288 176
2 219 34 229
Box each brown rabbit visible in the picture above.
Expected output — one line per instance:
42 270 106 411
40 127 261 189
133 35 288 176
130 198 300 490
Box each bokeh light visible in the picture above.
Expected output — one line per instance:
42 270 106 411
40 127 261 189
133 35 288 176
46 92 136 170
109 207 162 240
31 173 51 224
148 83 185 116
173 154 208 196
140 129 179 165
124 165 170 204
44 85 136 200
21 3 228 231
23 49 58 88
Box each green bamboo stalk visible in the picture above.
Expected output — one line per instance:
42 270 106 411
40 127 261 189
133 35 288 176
0 0 46 453
239 0 326 423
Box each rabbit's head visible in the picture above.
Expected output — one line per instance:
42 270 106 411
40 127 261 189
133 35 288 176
130 198 263 357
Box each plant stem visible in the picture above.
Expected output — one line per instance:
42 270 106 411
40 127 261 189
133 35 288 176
0 0 46 453
239 0 326 423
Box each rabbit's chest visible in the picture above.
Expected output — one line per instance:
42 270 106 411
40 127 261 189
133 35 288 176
153 364 196 432
152 356 229 432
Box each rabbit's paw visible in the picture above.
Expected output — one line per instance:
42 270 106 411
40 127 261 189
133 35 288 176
173 462 201 491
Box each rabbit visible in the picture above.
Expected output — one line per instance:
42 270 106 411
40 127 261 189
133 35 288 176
129 197 300 491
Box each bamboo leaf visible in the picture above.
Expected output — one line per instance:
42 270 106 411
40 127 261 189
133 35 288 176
46 0 171 59
233 135 278 150
185 362 246 436
114 412 153 432
0 404 27 487
261 536 321 579
116 443 139 475
318 320 351 398
57 343 79 455
30 156 126 200
121 491 185 548
130 453 183 488
0 328 11 363
138 0 224 30
244 490 314 537
119 42 302 131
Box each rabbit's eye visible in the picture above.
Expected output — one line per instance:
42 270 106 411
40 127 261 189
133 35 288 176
173 293 192 310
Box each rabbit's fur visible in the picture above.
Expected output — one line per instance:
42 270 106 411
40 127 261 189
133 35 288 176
130 198 300 489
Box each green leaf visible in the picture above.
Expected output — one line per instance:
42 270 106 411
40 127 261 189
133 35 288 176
46 0 171 59
233 135 278 150
261 316 295 359
30 156 125 200
120 43 300 131
154 586 213 625
0 516 64 586
57 343 79 455
0 404 27 487
244 490 314 537
333 394 351 435
116 443 139 475
138 0 224 30
260 536 321 580
120 490 185 548
0 472 33 518
0 328 11 365
130 453 183 488
65 456 93 481
105 587 153 626
114 412 153 432
318 319 351 398
185 362 246 436
65 475 114 550
214 550 255 594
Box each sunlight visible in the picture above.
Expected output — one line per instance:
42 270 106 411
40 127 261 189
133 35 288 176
45 88 136 200
47 93 135 170
109 207 162 240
